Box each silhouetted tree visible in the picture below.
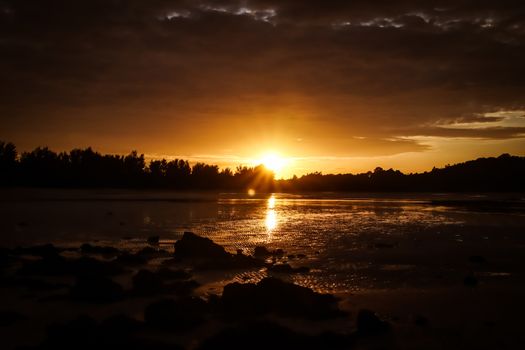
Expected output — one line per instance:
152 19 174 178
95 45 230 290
0 141 18 185
0 141 524 192
19 147 65 186
165 159 191 188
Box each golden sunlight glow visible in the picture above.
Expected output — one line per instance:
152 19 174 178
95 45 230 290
265 209 277 231
247 188 256 196
268 195 275 209
265 194 277 235
257 152 289 177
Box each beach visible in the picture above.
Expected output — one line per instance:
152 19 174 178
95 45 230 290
1 189 525 349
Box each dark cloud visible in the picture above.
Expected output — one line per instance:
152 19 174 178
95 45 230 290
1 0 525 156
400 126 525 139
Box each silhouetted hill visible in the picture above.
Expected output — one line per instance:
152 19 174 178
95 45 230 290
1 141 524 192
277 154 525 192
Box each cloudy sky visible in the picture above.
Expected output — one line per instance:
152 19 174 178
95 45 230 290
1 0 525 177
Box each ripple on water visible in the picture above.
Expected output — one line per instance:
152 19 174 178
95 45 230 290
2 192 525 294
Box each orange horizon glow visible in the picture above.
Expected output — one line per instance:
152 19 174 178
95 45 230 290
3 2 525 181
253 152 290 178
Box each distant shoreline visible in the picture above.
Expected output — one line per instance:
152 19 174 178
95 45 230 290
1 141 525 192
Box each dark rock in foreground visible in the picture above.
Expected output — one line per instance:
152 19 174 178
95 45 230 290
35 315 182 350
220 277 346 320
0 247 12 268
253 246 285 258
414 314 429 327
114 252 148 266
144 297 208 331
18 255 124 277
147 235 160 245
80 243 120 257
155 267 192 280
174 232 226 259
0 310 26 327
13 244 63 258
135 246 171 259
2 276 68 291
70 276 124 303
469 255 487 264
174 232 264 270
268 263 310 274
131 269 198 296
99 314 143 334
132 270 163 295
197 321 351 350
464 273 479 287
356 309 390 336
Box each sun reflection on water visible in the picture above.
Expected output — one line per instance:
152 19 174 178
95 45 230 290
265 209 277 231
268 195 276 209
265 195 277 237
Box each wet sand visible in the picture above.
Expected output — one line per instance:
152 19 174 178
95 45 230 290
1 189 525 349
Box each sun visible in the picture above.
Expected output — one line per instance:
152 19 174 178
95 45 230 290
258 152 288 175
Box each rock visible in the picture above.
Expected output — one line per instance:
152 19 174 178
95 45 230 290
40 315 182 350
374 242 395 249
114 252 148 266
174 232 228 260
0 247 14 268
80 243 120 257
18 255 123 277
17 254 67 276
4 276 68 291
144 297 208 330
132 270 164 296
220 277 345 320
156 267 192 280
253 246 285 258
131 269 199 296
165 279 200 295
0 310 26 327
113 247 169 266
469 255 487 264
173 232 263 270
70 276 124 303
99 314 143 334
136 247 170 259
464 273 478 287
274 248 285 256
356 309 390 335
268 263 310 274
414 315 429 327
46 315 98 343
72 257 124 276
196 321 351 350
147 236 160 245
253 246 272 258
13 244 62 258
286 253 307 260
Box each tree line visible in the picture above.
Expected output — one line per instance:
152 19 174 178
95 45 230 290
277 153 525 192
0 141 273 190
1 141 524 192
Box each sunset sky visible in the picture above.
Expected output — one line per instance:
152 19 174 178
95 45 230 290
1 1 525 178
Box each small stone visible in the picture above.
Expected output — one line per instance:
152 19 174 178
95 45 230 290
147 236 160 245
356 309 390 335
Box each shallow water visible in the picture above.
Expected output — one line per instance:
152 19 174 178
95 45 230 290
1 189 525 293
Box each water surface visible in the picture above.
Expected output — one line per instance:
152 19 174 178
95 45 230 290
1 189 524 293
